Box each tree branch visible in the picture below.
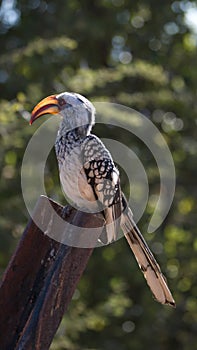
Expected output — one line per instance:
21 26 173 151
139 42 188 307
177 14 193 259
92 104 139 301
0 196 104 350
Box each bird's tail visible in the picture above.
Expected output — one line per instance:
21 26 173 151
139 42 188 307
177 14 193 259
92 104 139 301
121 206 175 307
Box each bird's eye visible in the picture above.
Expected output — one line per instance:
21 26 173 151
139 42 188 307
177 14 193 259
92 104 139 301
58 98 66 107
76 97 84 104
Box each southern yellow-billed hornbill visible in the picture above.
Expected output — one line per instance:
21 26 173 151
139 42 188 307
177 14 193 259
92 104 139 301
30 92 175 307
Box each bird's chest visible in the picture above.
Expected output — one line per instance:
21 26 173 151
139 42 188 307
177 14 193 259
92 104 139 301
57 145 95 209
59 146 82 196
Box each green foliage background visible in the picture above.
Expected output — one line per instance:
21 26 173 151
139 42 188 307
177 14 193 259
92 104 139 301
0 1 197 349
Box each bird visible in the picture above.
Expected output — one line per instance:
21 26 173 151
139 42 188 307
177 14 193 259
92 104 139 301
30 92 175 307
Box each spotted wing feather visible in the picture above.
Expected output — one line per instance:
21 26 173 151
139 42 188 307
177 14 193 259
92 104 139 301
82 135 122 242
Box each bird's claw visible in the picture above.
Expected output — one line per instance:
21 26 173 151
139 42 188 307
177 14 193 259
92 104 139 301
61 205 74 219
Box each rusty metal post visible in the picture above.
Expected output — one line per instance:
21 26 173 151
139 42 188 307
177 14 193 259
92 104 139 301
0 196 104 350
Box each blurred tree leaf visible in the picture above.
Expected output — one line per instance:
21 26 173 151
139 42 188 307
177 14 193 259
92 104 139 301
0 1 197 349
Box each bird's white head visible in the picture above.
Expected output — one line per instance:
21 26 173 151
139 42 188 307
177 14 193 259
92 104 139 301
30 92 95 136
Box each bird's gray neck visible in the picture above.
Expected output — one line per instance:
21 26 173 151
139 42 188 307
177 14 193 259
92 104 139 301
55 127 87 163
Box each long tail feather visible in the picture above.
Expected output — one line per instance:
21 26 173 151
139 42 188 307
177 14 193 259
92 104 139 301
121 208 175 307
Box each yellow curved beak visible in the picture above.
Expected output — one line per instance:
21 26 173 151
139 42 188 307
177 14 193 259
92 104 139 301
30 95 59 125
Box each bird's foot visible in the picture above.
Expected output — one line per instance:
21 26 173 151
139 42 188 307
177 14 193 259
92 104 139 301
61 205 74 220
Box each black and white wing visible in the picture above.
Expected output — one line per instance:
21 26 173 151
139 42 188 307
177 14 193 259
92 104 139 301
82 135 122 243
